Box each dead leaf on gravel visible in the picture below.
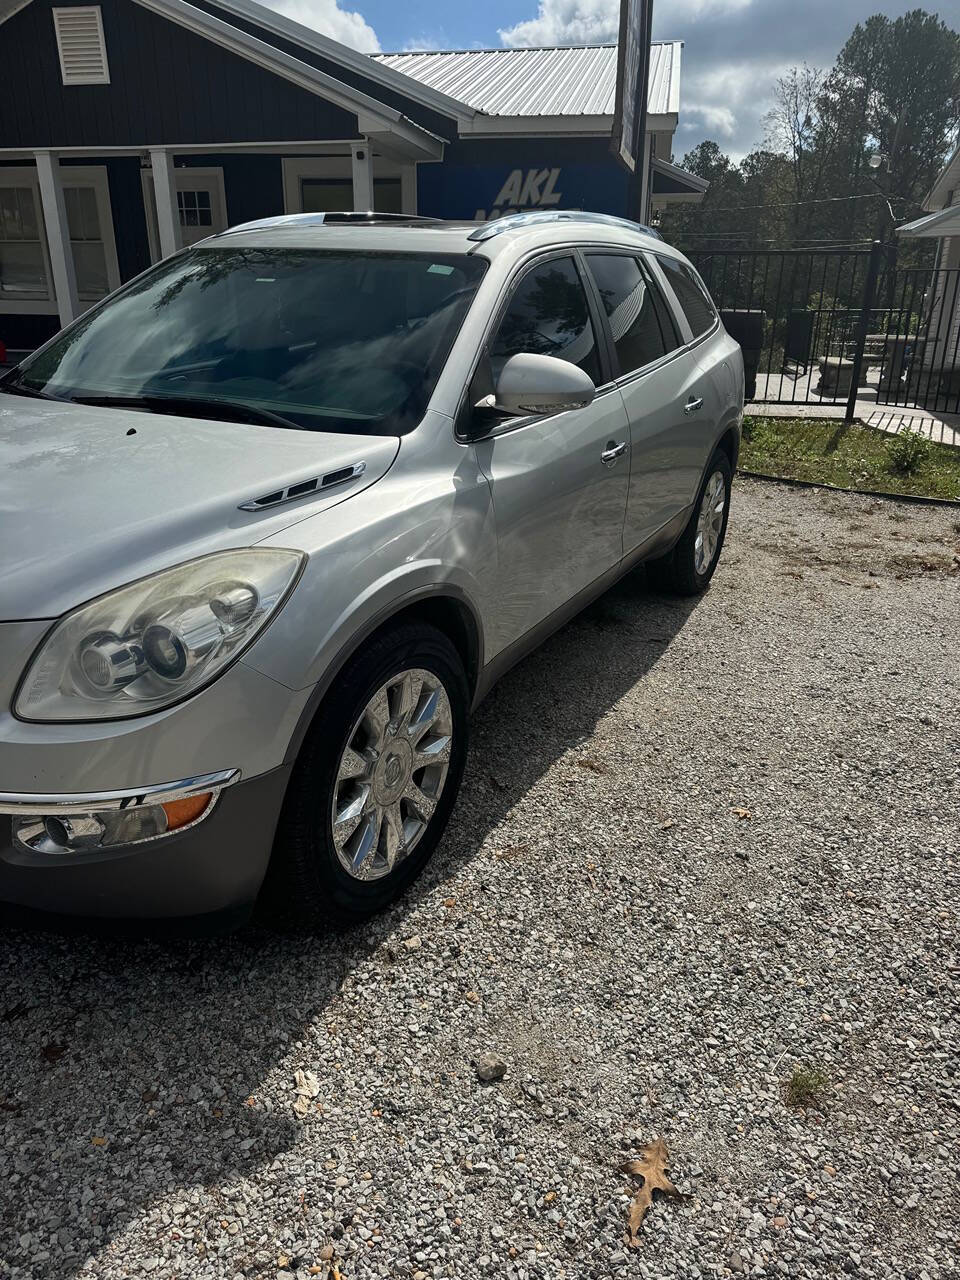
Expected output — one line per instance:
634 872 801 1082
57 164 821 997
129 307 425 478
621 1137 682 1243
731 807 753 820
294 1069 320 1113
494 843 529 860
577 757 608 774
294 1069 320 1098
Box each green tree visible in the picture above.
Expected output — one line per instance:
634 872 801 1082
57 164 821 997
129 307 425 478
817 10 960 241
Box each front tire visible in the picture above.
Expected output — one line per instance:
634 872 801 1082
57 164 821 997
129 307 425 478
646 450 732 596
269 621 469 925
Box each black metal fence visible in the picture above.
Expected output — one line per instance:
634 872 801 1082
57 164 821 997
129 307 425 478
685 243 960 419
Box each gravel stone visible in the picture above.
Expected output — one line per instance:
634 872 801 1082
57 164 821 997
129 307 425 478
0 479 957 1280
475 1052 509 1083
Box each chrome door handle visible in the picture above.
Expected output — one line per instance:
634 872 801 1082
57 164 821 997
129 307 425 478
684 396 704 414
601 440 627 466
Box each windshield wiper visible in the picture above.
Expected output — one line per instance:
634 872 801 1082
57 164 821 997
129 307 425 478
0 378 64 401
68 393 307 431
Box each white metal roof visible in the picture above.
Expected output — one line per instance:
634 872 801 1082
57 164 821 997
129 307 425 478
373 42 682 119
897 205 960 238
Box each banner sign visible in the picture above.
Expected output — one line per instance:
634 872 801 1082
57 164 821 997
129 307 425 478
611 0 653 174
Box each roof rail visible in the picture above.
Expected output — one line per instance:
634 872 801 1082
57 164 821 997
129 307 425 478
219 211 444 235
467 211 663 242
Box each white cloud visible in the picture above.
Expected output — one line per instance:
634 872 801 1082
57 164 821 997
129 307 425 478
401 35 446 53
499 0 618 47
499 0 753 48
262 0 381 52
681 103 738 139
677 57 792 155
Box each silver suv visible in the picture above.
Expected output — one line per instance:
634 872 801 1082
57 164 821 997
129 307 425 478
0 211 743 926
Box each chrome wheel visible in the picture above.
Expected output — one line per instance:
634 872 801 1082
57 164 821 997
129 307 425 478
331 668 453 881
694 469 726 575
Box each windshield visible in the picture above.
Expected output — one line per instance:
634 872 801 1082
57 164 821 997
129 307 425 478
5 247 487 434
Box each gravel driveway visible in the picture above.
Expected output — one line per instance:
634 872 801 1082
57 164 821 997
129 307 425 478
2 477 958 1280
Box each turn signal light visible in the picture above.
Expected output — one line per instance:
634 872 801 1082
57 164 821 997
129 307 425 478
161 793 212 830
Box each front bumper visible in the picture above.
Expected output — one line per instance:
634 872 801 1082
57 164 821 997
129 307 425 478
0 766 290 919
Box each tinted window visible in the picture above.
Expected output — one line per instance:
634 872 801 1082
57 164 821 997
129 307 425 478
10 248 487 435
657 255 717 337
491 255 601 385
586 254 670 375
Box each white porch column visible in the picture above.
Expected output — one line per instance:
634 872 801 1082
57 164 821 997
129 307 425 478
34 150 79 327
638 132 653 224
400 164 418 215
351 141 373 211
149 148 182 258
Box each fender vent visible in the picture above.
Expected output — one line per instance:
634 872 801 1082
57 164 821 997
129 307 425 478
239 461 366 511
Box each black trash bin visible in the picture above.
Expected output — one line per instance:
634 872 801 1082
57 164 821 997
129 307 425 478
720 309 765 401
784 309 815 372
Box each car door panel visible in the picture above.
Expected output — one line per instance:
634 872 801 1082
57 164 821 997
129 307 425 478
616 349 709 551
475 390 630 655
582 251 706 553
472 253 629 658
645 253 727 509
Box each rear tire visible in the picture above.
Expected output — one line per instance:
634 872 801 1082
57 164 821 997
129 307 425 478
267 621 469 926
646 450 732 596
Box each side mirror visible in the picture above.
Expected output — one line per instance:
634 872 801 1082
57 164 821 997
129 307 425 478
482 352 596 417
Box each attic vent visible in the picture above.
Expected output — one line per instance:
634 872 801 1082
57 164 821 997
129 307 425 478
53 7 110 85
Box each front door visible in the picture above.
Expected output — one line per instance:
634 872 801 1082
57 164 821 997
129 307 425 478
142 167 228 260
474 253 630 657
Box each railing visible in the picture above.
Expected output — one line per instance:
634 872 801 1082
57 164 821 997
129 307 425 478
684 243 960 418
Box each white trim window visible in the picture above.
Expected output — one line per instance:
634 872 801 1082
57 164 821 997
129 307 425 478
0 173 50 304
281 154 414 216
141 166 228 262
52 6 110 86
0 165 120 313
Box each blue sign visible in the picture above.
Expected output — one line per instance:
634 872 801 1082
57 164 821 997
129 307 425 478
420 158 630 221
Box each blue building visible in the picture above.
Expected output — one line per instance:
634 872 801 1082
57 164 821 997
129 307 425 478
0 0 706 352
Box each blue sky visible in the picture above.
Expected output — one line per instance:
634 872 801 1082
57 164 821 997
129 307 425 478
266 0 925 161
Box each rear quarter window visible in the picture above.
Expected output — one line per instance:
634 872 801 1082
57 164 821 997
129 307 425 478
657 256 717 339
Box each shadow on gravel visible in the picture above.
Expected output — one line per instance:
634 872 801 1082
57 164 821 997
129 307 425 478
0 569 700 1276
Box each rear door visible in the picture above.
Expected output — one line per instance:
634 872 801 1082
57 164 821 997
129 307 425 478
650 253 726 499
472 252 630 655
582 250 707 553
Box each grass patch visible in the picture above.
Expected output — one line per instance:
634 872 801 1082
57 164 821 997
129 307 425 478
784 1063 830 1109
741 417 960 501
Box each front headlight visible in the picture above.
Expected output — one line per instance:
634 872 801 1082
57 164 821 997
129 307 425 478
15 549 304 722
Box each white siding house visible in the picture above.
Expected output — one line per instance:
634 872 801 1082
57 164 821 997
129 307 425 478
898 144 960 393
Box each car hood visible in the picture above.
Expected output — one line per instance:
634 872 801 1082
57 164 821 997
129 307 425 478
0 396 400 620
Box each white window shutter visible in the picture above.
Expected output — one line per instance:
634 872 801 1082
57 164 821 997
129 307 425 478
52 7 110 85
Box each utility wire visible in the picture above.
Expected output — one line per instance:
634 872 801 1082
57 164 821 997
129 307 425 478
674 234 875 244
677 190 909 214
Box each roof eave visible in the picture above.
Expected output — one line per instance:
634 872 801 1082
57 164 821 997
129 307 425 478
460 111 677 137
897 205 960 237
129 0 444 157
199 0 477 124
